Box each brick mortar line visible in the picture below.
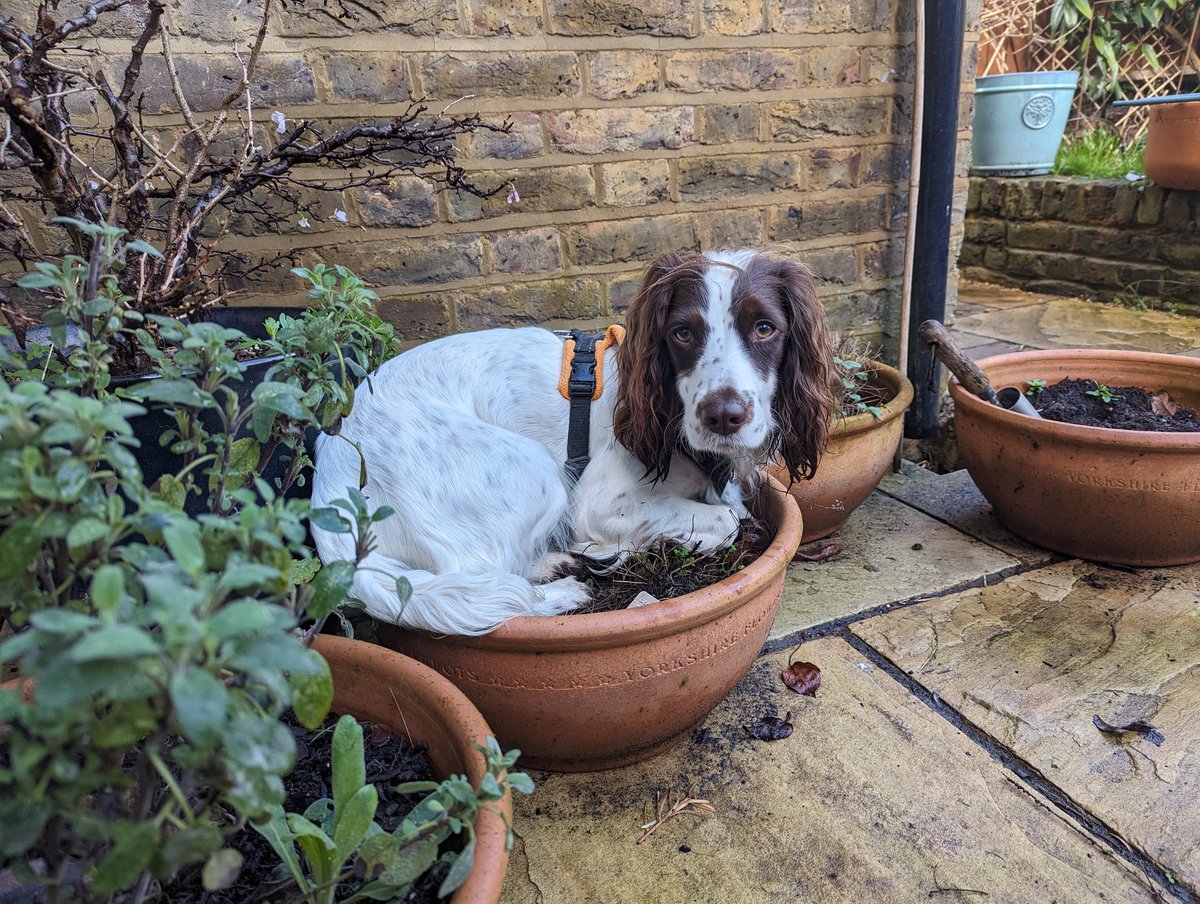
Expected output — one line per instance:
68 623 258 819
89 32 928 55
129 135 932 172
999 245 1183 271
216 219 897 264
838 630 1190 904
208 191 901 250
127 85 945 124
233 263 900 307
453 140 920 171
358 270 902 303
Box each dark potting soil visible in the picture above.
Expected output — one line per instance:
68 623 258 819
573 516 775 614
1033 378 1200 433
159 711 450 904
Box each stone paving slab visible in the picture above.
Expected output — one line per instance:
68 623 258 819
948 331 1031 360
877 462 1057 566
774 491 1018 637
955 297 1200 355
957 281 1060 313
851 560 1200 895
501 638 1157 903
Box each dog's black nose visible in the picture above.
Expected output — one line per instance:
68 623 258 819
700 391 749 436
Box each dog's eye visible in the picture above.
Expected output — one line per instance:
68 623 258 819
753 321 776 340
672 326 693 344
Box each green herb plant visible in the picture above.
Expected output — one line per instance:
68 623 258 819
834 356 884 421
1026 378 1048 396
829 334 886 421
1086 382 1123 404
254 719 532 904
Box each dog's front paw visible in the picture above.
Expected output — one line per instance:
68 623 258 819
683 506 742 555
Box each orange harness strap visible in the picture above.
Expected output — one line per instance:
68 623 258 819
557 324 625 402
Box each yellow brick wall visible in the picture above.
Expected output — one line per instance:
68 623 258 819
17 0 983 351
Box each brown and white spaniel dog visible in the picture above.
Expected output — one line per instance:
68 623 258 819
311 249 835 635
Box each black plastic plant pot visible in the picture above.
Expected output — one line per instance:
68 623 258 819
114 306 307 510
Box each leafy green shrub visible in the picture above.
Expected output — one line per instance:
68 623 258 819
1049 0 1197 104
0 378 342 901
0 222 523 903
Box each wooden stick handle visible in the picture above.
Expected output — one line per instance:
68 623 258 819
917 319 998 404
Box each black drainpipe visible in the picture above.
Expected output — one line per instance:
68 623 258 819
904 0 967 439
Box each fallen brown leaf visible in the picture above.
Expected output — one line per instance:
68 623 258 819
794 543 842 563
782 661 821 696
1093 714 1165 746
1151 391 1179 417
744 712 794 741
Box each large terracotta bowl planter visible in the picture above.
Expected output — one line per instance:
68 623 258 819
312 635 511 904
771 360 914 543
950 349 1200 566
376 478 803 772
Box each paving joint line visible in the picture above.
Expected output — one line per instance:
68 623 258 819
872 483 1069 565
760 558 1050 657
839 630 1192 904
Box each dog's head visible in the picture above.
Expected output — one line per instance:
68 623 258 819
614 249 836 484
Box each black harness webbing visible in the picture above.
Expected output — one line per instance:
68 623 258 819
564 329 599 483
559 328 733 496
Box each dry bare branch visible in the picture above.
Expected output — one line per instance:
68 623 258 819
1 0 507 328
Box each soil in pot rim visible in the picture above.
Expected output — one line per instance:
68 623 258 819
571 515 774 614
1033 378 1200 433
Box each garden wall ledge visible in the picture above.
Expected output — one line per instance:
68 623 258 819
961 175 1200 316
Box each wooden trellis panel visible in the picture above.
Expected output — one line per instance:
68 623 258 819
977 0 1199 140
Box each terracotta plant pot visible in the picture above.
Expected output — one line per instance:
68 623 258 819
1144 100 1200 191
312 635 511 904
771 360 914 543
376 479 803 772
950 349 1200 566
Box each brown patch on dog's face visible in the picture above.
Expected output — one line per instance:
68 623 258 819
662 276 709 378
730 258 790 381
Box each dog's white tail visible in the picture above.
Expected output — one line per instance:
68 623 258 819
311 528 587 636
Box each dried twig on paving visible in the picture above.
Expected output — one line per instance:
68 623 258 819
636 789 716 844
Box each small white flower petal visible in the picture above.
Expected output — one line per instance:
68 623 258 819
506 185 520 205
333 208 348 223
298 217 311 229
271 110 287 134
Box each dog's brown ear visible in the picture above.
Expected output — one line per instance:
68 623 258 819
614 253 701 481
768 258 836 483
